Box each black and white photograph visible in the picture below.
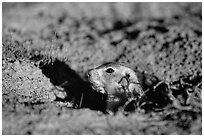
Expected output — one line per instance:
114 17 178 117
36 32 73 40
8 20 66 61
2 2 202 135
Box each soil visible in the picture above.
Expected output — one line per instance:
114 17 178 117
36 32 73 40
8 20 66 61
2 2 202 135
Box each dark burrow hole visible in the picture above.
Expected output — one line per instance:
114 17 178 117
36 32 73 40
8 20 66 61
38 58 107 112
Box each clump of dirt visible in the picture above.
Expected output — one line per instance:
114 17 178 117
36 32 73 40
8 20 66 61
2 2 202 135
2 60 54 112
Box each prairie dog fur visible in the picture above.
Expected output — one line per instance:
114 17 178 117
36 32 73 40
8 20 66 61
87 62 143 97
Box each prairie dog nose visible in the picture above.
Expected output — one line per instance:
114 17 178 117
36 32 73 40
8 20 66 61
87 69 101 81
87 69 95 78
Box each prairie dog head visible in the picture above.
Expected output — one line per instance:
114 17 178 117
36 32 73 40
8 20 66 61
87 62 141 95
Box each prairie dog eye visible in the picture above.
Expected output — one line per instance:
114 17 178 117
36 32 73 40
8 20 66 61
105 68 114 73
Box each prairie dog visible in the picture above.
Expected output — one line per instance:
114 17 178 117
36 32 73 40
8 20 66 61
87 62 143 97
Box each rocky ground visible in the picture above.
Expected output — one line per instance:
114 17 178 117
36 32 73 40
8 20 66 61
2 2 202 134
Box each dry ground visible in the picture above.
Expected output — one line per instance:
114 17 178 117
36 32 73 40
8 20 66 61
2 2 202 134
